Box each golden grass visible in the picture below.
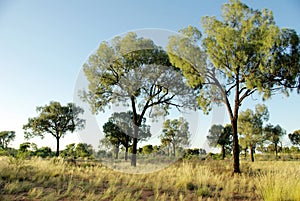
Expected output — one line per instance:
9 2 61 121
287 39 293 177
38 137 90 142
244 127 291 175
0 156 299 200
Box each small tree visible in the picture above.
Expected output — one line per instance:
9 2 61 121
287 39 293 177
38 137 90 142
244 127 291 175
23 101 85 156
103 111 151 160
238 104 269 162
288 130 300 147
0 131 15 149
160 117 190 157
75 143 93 158
207 124 232 160
264 124 286 157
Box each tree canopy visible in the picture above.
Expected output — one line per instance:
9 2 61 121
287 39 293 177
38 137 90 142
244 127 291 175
0 131 15 149
238 104 269 162
167 0 300 173
23 101 85 156
289 129 300 147
82 32 196 166
160 117 190 157
207 124 232 159
103 111 151 160
264 124 286 157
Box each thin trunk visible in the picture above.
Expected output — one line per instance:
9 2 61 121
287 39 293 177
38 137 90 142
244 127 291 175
172 142 176 157
125 144 129 161
131 124 138 167
56 137 60 157
221 145 225 160
244 148 247 158
275 143 278 158
250 146 254 162
115 145 119 159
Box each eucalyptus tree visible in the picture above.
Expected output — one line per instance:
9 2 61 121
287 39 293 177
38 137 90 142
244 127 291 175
289 129 300 147
0 131 15 149
207 124 232 160
167 0 300 172
103 111 151 160
82 32 196 166
23 101 85 156
238 104 269 162
160 117 190 157
264 124 286 157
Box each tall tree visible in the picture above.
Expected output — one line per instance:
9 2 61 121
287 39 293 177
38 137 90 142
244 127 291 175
82 32 195 166
167 0 300 173
0 131 15 149
264 124 286 157
23 101 85 156
160 117 190 157
103 111 151 160
238 104 269 162
207 124 232 160
288 129 300 147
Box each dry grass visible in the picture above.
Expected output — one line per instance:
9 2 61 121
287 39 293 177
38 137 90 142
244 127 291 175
0 156 299 200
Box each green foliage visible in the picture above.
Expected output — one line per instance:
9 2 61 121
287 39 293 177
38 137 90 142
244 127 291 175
160 117 190 157
0 131 15 149
238 104 269 161
207 124 232 159
167 0 300 173
23 101 85 156
82 32 196 166
34 147 53 158
288 129 300 146
141 144 153 155
264 124 286 157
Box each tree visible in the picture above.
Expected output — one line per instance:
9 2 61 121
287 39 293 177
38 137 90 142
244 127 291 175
34 147 53 158
264 124 286 157
142 144 154 155
238 104 269 162
288 130 300 147
23 101 85 157
0 131 15 149
82 32 195 166
167 0 300 173
160 117 190 157
103 111 151 160
75 143 93 158
207 124 232 160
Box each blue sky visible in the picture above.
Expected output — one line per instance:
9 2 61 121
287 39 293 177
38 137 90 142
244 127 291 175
0 0 299 151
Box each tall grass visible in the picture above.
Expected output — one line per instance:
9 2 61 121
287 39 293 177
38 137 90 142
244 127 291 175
0 156 299 200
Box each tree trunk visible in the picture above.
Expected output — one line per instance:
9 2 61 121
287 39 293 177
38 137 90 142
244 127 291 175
125 144 129 161
275 143 278 158
56 137 60 157
172 142 176 157
131 124 138 167
231 119 240 173
244 148 247 158
250 146 254 162
115 145 119 159
221 145 226 160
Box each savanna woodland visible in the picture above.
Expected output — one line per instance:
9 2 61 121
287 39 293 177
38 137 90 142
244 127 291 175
1 0 300 200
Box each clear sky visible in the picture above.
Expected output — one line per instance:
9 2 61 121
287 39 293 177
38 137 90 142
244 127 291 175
0 0 299 151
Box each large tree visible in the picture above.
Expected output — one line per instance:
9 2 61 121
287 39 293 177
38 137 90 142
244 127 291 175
207 124 232 160
288 129 300 147
167 0 300 173
0 131 15 149
238 104 269 162
82 32 195 166
103 111 151 160
160 117 190 157
23 101 85 156
264 124 286 157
